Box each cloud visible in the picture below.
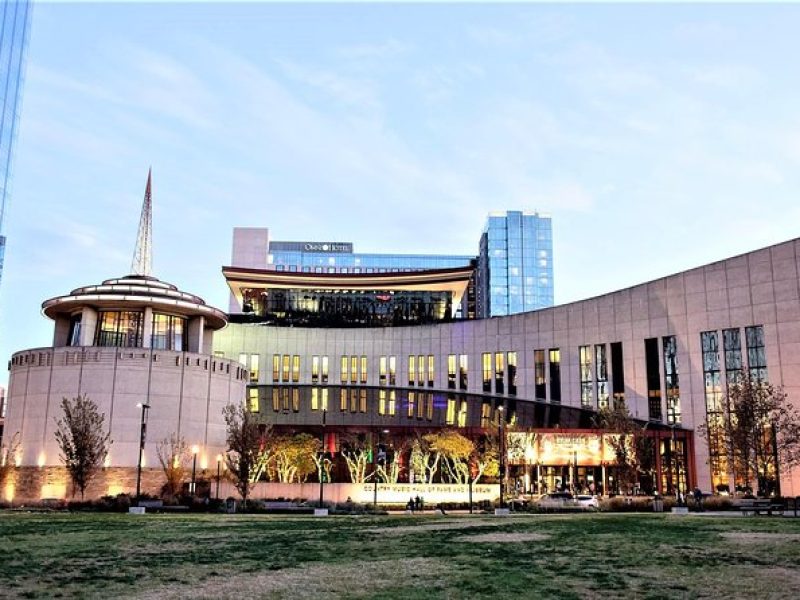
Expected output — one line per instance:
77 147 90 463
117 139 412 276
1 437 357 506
336 39 411 61
275 59 380 111
690 64 762 89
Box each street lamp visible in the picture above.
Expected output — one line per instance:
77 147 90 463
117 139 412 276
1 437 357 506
135 402 150 505
318 407 327 508
215 454 223 500
373 429 389 511
190 445 199 495
498 405 506 509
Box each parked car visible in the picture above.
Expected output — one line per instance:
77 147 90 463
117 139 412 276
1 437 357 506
535 492 576 510
576 494 599 510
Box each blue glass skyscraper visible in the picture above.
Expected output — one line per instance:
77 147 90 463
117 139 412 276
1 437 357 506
477 211 553 317
0 0 32 288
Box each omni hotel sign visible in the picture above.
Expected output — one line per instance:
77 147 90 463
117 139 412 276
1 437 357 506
270 241 354 254
304 242 352 253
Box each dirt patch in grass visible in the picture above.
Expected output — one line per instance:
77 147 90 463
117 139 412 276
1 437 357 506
455 532 550 543
720 532 800 543
365 518 517 535
133 557 448 600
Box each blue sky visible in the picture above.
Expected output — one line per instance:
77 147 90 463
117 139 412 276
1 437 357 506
3 2 800 381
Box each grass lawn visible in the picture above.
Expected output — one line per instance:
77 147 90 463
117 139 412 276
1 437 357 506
1 511 799 599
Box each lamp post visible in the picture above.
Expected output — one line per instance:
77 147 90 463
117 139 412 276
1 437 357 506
190 445 199 495
669 422 682 505
135 402 150 506
215 454 223 500
373 429 389 511
318 407 327 508
498 405 505 509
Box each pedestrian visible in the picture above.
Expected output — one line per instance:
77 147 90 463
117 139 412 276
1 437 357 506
408 497 415 513
693 487 703 511
414 495 421 512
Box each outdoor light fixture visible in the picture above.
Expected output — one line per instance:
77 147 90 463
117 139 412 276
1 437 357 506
190 445 199 495
498 406 506 508
215 454 223 500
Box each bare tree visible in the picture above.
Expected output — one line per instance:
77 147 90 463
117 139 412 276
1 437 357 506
700 372 800 495
341 432 372 483
157 433 190 500
594 404 653 494
223 403 269 505
0 432 20 494
54 395 112 500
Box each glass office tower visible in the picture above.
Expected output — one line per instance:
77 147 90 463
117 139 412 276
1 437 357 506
0 0 32 288
477 211 553 317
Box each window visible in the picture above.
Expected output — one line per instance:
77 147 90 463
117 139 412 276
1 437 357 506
312 355 320 384
549 349 561 403
745 325 768 382
248 388 259 413
447 354 457 390
321 356 329 384
495 352 505 394
417 354 425 386
610 342 625 407
360 355 367 384
701 331 727 489
408 355 416 387
579 345 592 408
407 392 416 418
95 311 143 348
249 354 260 383
595 344 608 410
272 354 280 383
389 356 396 386
644 338 662 421
350 355 358 384
292 355 300 383
534 350 546 399
507 352 517 396
459 354 468 390
723 328 743 385
663 336 681 424
282 354 290 383
427 355 435 387
151 313 186 351
340 355 348 384
482 353 492 392
379 356 387 386
68 314 82 347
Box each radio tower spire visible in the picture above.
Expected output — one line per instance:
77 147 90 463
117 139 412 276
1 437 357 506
131 168 153 276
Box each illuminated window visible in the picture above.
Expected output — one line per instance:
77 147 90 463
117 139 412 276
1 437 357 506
459 354 468 391
360 355 367 384
379 356 387 386
507 352 517 396
248 388 259 413
312 355 320 384
282 354 290 383
350 355 358 384
446 396 456 425
579 345 592 408
447 354 456 390
417 354 425 386
407 391 416 418
482 353 492 392
340 356 348 384
321 356 329 383
549 349 561 403
292 355 300 383
272 354 280 383
495 352 505 395
427 355 435 387
408 355 416 386
389 356 396 386
534 350 546 399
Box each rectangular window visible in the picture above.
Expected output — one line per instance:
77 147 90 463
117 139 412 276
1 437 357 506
340 355 348 384
321 356 329 384
249 354 260 383
408 355 416 386
407 391 416 418
507 352 517 396
282 354 290 383
292 355 300 383
645 338 662 421
745 325 768 382
579 345 593 408
495 352 505 394
339 388 347 411
312 355 320 384
549 349 561 403
427 355 435 387
595 344 608 410
534 349 546 399
480 401 492 428
271 388 280 412
459 354 468 390
389 356 396 386
663 335 681 424
417 354 425 386
701 331 727 489
482 353 492 392
248 387 259 413
447 354 457 389
350 355 358 384
272 354 280 383
379 356 387 386
360 355 367 384
723 328 742 385
610 342 625 407
446 396 456 425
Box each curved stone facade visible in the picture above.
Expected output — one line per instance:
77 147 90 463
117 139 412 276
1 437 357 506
213 238 800 495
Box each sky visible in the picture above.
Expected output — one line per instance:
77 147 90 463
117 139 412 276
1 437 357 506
3 2 800 383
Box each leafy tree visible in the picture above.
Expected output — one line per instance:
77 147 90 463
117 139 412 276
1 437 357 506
341 432 372 483
409 434 437 483
223 403 270 504
700 372 800 495
156 433 189 500
375 434 409 484
593 404 653 494
54 395 112 500
428 430 474 484
0 432 20 493
270 433 320 483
